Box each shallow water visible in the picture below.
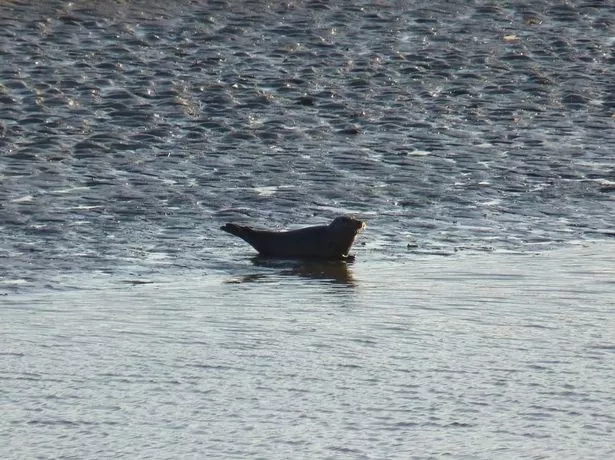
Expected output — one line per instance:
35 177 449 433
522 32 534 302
2 243 615 459
1 0 615 458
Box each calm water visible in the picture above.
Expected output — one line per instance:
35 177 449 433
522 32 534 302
2 244 615 459
1 0 615 458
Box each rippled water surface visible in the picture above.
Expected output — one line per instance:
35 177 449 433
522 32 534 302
1 0 615 458
3 244 615 459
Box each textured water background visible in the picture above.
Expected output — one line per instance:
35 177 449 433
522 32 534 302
1 0 615 458
2 244 615 459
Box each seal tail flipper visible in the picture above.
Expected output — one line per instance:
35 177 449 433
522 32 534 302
221 223 268 254
221 223 252 239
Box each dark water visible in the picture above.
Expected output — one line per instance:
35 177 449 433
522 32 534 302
1 0 614 285
1 1 615 458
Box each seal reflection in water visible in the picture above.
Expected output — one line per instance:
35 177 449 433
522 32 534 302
221 216 366 260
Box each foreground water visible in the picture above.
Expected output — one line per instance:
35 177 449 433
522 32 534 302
2 243 615 459
2 0 615 458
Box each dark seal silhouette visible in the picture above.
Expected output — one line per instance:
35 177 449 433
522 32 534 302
221 216 366 260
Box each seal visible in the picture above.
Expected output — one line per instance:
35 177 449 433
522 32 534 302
221 216 366 260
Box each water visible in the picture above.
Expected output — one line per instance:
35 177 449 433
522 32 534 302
3 245 615 459
1 0 615 458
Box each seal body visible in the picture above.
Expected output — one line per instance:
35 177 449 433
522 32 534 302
221 216 365 260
